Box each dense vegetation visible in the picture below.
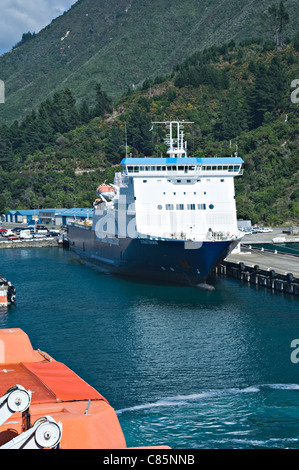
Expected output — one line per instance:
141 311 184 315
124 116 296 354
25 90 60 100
1 0 299 124
0 34 298 225
12 32 36 50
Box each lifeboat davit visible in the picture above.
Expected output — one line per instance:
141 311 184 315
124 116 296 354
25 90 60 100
0 328 170 449
93 198 102 207
96 184 115 200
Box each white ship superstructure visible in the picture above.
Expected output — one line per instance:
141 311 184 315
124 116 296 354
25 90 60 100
111 121 243 242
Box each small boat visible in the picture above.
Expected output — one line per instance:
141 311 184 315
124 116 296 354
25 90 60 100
0 328 169 449
0 276 16 306
96 183 116 201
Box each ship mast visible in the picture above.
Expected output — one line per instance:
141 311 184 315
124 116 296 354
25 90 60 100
152 120 193 158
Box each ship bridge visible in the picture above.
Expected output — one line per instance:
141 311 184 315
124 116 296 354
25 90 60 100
120 119 243 177
120 156 243 177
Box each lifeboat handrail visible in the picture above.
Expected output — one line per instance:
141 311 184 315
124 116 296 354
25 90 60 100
38 349 53 362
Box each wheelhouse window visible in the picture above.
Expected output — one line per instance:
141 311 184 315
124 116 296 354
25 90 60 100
127 166 139 173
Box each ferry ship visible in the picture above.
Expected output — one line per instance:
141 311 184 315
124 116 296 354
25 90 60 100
67 121 244 289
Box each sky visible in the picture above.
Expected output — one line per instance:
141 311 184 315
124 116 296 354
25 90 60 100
0 0 78 55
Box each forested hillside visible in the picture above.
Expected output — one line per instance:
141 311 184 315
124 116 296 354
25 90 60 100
0 35 298 225
0 0 299 123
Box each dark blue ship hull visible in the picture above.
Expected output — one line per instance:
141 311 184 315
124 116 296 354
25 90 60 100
67 224 239 287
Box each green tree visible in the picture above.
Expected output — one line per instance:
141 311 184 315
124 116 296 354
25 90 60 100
94 84 112 118
262 1 289 49
293 32 299 52
246 57 288 128
0 194 7 214
0 133 14 170
105 127 124 164
63 88 80 129
127 109 154 156
79 100 91 124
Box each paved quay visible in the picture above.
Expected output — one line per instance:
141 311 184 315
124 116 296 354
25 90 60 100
240 227 299 245
226 248 299 278
219 229 299 295
229 228 299 277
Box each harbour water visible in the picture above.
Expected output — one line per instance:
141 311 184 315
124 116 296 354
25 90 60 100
0 247 299 449
253 242 299 255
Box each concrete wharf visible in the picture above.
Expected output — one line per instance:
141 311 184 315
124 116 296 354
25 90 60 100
217 229 299 296
0 238 59 249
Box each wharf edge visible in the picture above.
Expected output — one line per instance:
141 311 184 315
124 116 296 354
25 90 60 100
216 246 299 296
0 238 60 249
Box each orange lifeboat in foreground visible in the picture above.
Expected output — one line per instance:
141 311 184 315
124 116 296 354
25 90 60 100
0 328 169 449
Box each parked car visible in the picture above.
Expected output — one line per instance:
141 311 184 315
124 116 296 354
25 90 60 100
47 230 60 237
3 230 14 237
8 236 20 240
20 230 33 239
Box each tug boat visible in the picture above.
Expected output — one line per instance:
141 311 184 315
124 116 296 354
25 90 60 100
0 276 16 306
0 328 168 449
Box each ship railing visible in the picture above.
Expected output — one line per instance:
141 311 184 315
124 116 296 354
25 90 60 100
137 231 237 242
207 230 244 241
72 220 92 228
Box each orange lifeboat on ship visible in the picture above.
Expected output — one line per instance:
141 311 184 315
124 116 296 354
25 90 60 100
96 184 115 200
0 328 169 449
